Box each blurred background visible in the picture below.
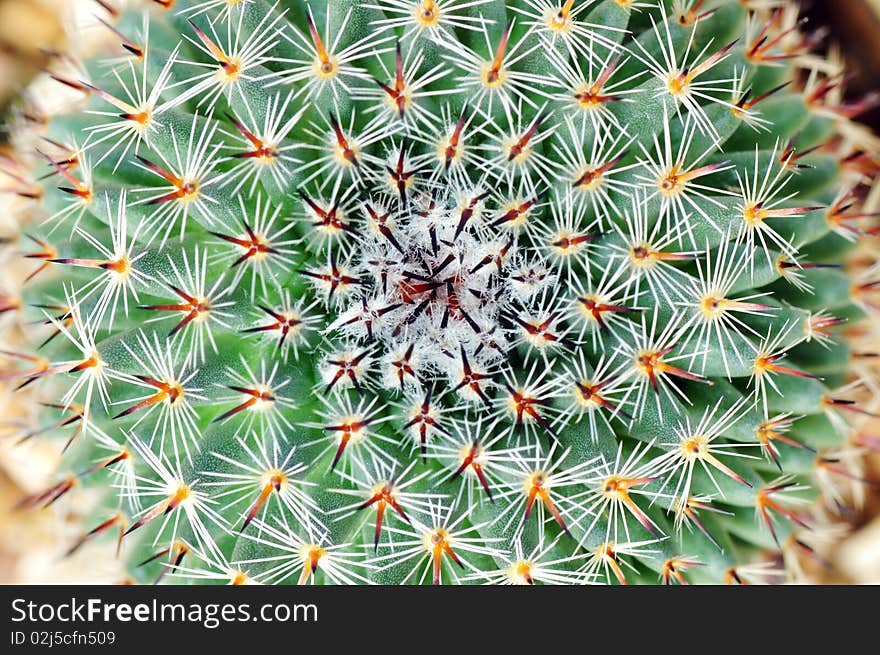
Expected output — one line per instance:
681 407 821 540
1 0 879 584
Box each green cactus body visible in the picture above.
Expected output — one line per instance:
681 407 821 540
2 0 879 585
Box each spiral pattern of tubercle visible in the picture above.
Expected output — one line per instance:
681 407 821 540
1 0 879 586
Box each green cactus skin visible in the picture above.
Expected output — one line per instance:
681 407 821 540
2 0 879 585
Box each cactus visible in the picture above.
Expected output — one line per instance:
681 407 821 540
2 0 879 585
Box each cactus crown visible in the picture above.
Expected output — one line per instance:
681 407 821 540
3 0 879 585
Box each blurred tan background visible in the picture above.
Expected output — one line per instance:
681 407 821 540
0 0 66 105
0 0 879 584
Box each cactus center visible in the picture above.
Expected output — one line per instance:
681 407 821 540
385 87 413 116
426 528 450 550
260 470 287 493
506 138 532 164
415 1 440 28
437 137 463 168
127 108 153 131
253 144 279 164
574 379 601 407
78 351 105 375
69 184 93 203
168 483 192 507
526 471 549 492
602 475 624 496
547 1 576 32
192 298 212 322
574 166 603 190
248 386 275 410
337 418 367 444
658 164 686 195
680 435 708 461
753 354 774 376
217 58 242 83
700 294 726 319
508 560 535 584
105 255 131 279
501 200 532 228
507 389 538 417
629 244 657 268
666 71 689 97
742 203 766 226
578 295 607 324
298 545 326 581
371 481 398 501
167 380 185 405
458 442 485 468
313 56 338 79
482 62 507 88
635 350 662 376
573 86 604 110
229 570 249 585
178 178 200 203
552 231 590 256
315 208 349 237
512 263 550 290
333 141 360 168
